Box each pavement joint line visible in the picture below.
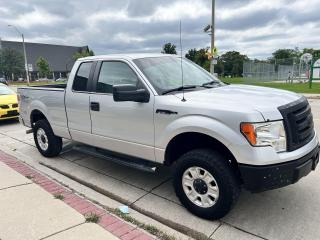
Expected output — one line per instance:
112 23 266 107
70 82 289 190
130 178 172 206
0 131 35 148
0 182 33 191
207 222 222 240
39 222 86 240
0 150 156 240
218 221 269 240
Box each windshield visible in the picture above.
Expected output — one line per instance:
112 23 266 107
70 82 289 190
0 85 15 95
133 56 222 94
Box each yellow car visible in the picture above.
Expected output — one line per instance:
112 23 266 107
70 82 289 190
0 84 19 120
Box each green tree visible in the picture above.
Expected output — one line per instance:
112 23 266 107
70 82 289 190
185 48 211 72
73 49 95 60
269 48 301 65
36 57 51 78
185 48 197 62
0 48 24 80
162 43 177 55
219 51 249 77
302 48 314 55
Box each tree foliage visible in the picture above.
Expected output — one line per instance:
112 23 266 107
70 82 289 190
186 49 248 76
185 48 210 71
162 43 177 55
36 57 51 78
73 49 95 60
219 51 249 77
0 48 24 79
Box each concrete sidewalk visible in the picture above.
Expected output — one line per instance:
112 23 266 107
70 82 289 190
0 153 154 240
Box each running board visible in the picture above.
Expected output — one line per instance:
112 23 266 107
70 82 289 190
73 145 157 173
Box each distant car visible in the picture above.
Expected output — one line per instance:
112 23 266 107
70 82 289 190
0 78 8 85
0 83 19 120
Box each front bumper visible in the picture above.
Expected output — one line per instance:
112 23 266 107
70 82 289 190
0 108 19 120
239 145 320 192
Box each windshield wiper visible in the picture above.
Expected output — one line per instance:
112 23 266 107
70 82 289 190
162 85 197 95
201 80 221 87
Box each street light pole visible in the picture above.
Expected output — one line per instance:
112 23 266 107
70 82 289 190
210 0 215 75
8 25 30 85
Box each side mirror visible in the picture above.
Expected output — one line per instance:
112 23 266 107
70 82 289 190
113 84 150 103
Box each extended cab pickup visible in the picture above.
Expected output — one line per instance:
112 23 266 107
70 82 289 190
18 54 319 219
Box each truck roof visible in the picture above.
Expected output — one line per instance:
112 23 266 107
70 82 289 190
78 53 178 61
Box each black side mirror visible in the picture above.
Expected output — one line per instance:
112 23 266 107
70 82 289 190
113 84 150 103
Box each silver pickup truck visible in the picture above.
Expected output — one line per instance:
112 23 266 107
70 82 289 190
18 54 319 219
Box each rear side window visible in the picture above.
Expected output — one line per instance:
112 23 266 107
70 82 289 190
72 62 92 92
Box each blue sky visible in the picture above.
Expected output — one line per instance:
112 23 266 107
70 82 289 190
0 0 319 59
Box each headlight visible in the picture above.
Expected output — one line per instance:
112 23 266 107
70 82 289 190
241 121 287 152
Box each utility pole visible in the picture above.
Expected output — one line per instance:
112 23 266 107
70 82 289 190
8 25 30 85
210 0 215 75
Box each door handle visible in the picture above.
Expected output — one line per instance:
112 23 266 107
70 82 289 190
90 102 100 111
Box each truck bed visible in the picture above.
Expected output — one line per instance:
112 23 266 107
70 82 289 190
18 85 70 139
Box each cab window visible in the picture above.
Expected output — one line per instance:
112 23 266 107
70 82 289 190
96 62 139 94
72 62 92 92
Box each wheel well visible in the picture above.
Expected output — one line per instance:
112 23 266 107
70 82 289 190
164 132 239 174
30 110 47 126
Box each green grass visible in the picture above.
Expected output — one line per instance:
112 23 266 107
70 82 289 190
8 81 65 86
53 194 65 200
222 77 320 94
85 213 100 223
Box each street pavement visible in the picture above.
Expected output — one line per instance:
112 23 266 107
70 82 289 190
0 160 119 240
0 99 319 240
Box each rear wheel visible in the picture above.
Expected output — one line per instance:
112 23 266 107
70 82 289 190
173 149 240 220
33 120 62 157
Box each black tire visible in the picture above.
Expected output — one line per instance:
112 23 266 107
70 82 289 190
33 119 62 157
173 149 240 220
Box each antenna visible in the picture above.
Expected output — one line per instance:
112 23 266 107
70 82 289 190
179 20 186 102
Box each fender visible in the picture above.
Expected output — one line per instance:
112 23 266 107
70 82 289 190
29 101 71 139
155 115 245 163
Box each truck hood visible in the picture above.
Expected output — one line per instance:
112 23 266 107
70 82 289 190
180 84 301 120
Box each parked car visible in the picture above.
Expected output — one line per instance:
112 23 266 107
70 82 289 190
0 78 8 85
0 83 19 120
18 54 319 220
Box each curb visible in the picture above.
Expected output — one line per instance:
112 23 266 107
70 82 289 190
0 150 155 240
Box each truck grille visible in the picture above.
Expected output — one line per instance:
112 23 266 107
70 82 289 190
278 97 315 151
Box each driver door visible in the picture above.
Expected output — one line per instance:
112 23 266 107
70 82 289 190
89 60 155 161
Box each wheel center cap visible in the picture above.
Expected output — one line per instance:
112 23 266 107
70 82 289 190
41 136 46 143
193 179 208 194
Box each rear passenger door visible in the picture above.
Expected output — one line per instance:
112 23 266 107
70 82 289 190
89 60 155 161
65 61 95 139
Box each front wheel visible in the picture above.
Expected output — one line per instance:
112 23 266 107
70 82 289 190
33 120 62 157
173 149 240 220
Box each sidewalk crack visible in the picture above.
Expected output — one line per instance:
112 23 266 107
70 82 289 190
0 182 33 191
39 222 85 240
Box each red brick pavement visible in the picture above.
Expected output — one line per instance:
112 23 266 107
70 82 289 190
0 150 155 240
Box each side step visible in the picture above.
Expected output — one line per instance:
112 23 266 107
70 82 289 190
73 145 158 173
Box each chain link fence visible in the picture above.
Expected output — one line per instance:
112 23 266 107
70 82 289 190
243 58 311 83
